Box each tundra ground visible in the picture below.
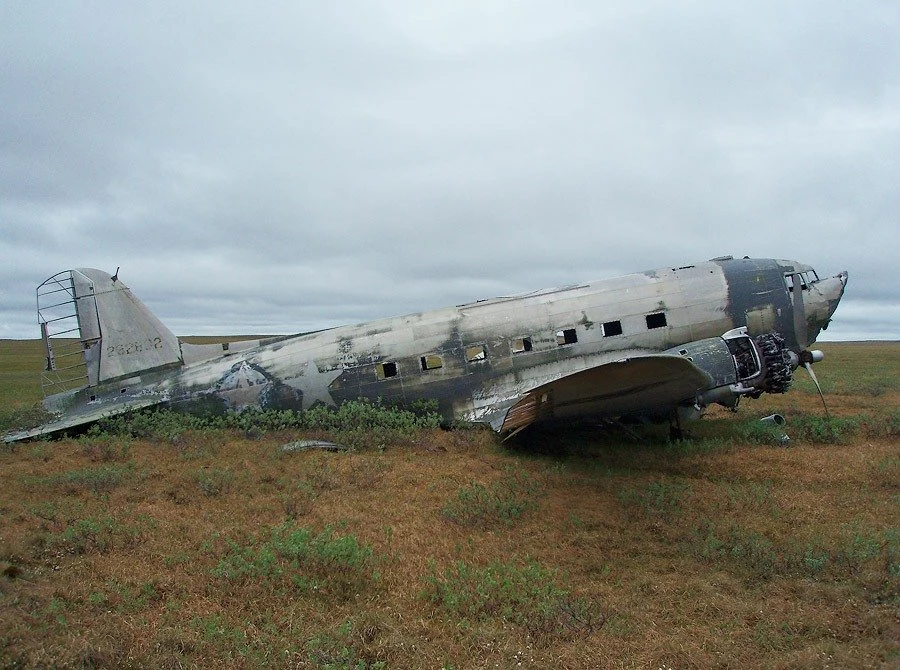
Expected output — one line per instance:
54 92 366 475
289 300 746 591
0 341 897 669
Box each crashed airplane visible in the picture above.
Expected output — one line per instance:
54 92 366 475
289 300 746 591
5 256 847 442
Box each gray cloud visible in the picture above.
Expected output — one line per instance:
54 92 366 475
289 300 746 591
1 1 897 342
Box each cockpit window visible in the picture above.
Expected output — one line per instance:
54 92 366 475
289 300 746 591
785 270 819 293
785 274 807 292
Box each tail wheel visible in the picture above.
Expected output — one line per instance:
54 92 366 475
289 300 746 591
755 332 793 394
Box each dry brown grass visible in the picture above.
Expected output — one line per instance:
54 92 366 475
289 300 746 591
0 342 898 669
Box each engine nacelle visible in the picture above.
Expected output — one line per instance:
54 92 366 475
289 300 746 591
665 328 794 411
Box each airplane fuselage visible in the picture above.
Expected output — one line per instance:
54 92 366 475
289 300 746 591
12 255 847 441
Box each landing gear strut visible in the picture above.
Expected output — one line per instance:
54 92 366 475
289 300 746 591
669 411 684 442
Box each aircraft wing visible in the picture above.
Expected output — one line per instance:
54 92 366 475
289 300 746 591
497 355 714 433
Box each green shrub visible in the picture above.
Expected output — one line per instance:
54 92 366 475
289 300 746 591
94 408 211 442
689 522 778 579
306 620 386 670
789 415 862 444
423 558 602 639
617 479 692 518
862 410 900 439
738 420 790 446
191 613 255 661
442 467 540 528
25 461 136 495
0 403 53 434
689 521 900 582
90 399 442 448
720 479 777 514
41 516 139 555
213 523 377 599
194 468 234 497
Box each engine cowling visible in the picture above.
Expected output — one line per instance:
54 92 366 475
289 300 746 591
665 328 794 412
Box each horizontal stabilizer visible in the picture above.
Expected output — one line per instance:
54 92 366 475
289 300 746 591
4 392 167 443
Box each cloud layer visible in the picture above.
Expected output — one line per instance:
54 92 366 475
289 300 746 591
2 2 897 341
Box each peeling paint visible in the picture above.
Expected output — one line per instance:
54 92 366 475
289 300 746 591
7 257 848 442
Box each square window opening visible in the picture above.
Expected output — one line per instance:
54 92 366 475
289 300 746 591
511 336 533 353
465 345 486 362
646 312 667 329
376 361 398 379
602 320 623 337
420 354 443 371
556 328 578 346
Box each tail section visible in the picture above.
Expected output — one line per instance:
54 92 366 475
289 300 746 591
39 268 182 394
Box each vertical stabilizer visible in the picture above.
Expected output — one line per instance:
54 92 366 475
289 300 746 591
72 269 182 383
39 269 183 391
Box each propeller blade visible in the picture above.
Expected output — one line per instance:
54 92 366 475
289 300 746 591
803 361 830 419
791 272 808 349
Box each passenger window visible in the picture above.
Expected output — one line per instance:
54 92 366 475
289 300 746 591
375 362 398 379
511 337 533 353
556 328 578 345
602 320 623 337
465 345 486 362
420 354 443 371
646 312 667 329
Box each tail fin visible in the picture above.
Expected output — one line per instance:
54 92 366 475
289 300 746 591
39 268 182 394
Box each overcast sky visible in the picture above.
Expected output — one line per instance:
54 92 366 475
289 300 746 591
1 1 897 341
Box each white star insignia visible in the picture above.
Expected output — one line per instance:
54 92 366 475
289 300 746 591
284 362 342 409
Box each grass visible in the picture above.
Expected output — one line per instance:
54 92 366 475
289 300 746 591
616 478 692 519
423 557 603 639
39 515 143 556
0 340 898 667
22 461 137 495
212 523 378 600
689 520 899 582
441 466 541 528
194 467 234 497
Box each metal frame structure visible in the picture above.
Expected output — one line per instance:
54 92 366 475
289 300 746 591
37 270 90 397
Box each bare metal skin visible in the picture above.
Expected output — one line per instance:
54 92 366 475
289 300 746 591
6 256 847 442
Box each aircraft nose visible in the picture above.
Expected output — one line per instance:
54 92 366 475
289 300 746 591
837 270 848 291
813 270 848 334
829 271 848 317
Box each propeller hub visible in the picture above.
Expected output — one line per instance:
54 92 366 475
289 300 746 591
800 349 824 365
